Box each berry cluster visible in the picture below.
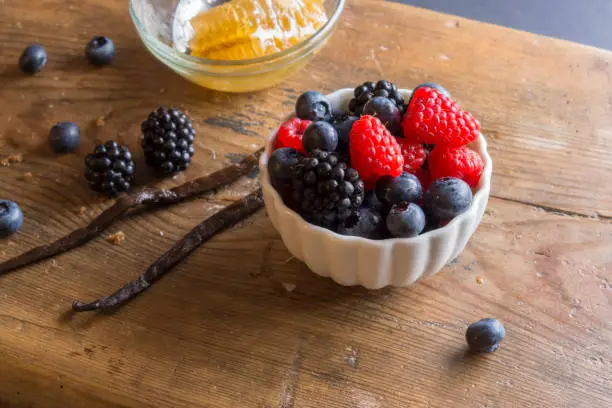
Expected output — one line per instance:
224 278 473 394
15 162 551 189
82 107 196 197
16 41 199 199
268 81 484 239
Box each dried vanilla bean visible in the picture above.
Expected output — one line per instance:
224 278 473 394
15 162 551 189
0 148 263 275
72 189 263 312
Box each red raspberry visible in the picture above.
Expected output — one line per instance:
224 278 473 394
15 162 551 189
397 139 426 173
409 168 432 191
274 117 311 153
349 115 404 190
402 87 480 146
428 145 484 187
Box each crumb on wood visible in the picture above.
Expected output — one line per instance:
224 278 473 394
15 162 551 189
20 172 33 181
0 153 23 167
77 206 87 216
475 276 484 285
205 148 217 160
344 346 360 369
106 231 126 245
160 88 166 94
95 116 106 127
282 283 296 292
159 231 164 237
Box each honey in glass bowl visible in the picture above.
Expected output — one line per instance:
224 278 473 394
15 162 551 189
131 0 344 92
174 0 328 61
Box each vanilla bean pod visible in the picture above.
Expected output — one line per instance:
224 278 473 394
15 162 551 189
0 148 263 275
72 188 264 312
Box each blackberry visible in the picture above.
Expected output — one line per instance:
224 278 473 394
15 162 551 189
291 150 365 229
348 80 404 116
141 107 196 174
85 141 135 197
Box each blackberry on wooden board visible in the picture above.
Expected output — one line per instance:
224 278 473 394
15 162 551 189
141 107 196 174
348 80 404 115
84 141 135 197
291 150 365 230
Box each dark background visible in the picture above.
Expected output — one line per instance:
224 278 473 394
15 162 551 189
393 0 612 50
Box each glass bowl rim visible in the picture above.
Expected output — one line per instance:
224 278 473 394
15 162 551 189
129 0 346 68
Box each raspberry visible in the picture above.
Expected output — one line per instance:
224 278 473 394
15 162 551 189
274 117 311 153
349 115 403 190
397 139 426 173
402 87 480 146
428 145 484 187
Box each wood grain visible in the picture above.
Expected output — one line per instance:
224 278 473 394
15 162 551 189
1 0 611 407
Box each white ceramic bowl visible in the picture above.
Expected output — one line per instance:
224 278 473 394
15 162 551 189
259 89 492 289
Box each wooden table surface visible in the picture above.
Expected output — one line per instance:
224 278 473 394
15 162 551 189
1 0 611 407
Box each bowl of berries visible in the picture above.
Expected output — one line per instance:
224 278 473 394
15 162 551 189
260 81 492 288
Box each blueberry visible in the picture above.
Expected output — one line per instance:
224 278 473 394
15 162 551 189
415 82 451 98
295 91 332 122
331 114 358 154
337 208 384 239
466 318 506 353
0 200 24 238
424 177 472 220
302 121 338 153
386 202 426 238
376 172 422 206
19 44 47 74
49 122 80 153
85 36 115 66
268 148 303 183
363 96 402 135
363 190 383 212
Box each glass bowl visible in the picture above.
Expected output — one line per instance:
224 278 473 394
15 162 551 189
129 0 346 92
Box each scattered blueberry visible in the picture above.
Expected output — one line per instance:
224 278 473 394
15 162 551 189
302 121 338 153
466 318 506 353
268 147 303 184
0 200 24 238
49 122 80 153
376 172 422 206
386 202 426 238
424 177 472 220
331 114 358 154
295 91 332 122
19 44 47 74
85 36 115 66
338 208 384 239
363 96 402 135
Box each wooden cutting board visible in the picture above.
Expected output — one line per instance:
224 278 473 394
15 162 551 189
0 0 610 407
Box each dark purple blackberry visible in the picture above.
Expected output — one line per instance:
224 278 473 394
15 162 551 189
348 80 404 116
141 107 196 174
291 150 365 229
85 141 135 197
